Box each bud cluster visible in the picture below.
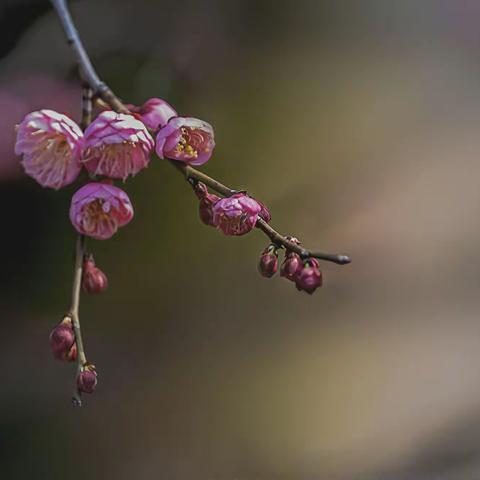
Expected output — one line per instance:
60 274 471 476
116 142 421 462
257 238 324 294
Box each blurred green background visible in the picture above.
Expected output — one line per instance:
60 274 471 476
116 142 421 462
2 1 480 479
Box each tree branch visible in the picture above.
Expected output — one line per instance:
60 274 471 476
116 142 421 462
50 0 351 266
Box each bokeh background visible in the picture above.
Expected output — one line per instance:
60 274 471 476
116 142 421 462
2 0 480 479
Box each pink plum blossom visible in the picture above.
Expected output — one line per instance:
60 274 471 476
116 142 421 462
155 116 215 166
129 98 177 130
14 109 83 189
69 182 134 240
81 111 154 180
212 193 262 236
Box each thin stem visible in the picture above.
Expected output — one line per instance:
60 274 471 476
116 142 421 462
69 234 86 406
50 0 351 266
50 0 129 114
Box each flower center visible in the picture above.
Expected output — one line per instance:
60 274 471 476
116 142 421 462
175 127 211 158
81 199 114 233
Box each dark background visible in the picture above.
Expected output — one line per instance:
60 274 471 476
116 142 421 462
2 1 480 479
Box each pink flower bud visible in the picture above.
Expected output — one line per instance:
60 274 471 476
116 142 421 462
295 260 323 294
155 116 215 166
49 317 77 362
194 182 220 226
128 98 177 130
212 193 262 236
15 109 83 190
69 182 134 240
82 255 108 294
258 201 271 223
77 364 97 394
81 111 154 180
258 245 278 277
280 252 302 281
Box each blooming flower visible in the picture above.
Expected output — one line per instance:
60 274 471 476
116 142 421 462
69 182 134 240
81 111 154 180
15 109 83 189
129 98 177 130
212 193 262 236
155 116 215 166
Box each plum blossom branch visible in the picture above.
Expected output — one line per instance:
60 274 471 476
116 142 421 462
49 0 351 266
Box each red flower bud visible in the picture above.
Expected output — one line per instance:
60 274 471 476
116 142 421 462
77 364 98 394
258 245 278 278
82 255 108 294
258 200 271 223
280 252 302 281
295 260 323 294
193 184 220 226
49 317 77 362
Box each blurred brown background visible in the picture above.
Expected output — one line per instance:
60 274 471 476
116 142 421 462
2 0 480 479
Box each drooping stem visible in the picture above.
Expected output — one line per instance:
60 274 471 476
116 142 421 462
50 0 351 266
69 234 86 406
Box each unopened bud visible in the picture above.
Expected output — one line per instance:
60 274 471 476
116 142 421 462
195 183 220 226
295 259 323 294
258 245 278 278
82 255 108 294
280 252 302 281
49 317 77 362
77 364 98 394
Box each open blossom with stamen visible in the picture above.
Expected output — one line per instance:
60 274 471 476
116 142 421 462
81 111 154 180
155 116 215 166
128 98 177 130
69 182 134 240
14 109 83 190
212 193 262 236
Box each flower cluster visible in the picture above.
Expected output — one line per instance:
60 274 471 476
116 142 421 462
15 100 216 242
15 98 217 403
16 90 342 405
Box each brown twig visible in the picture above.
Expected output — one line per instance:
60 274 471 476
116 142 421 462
50 0 351 266
69 234 86 406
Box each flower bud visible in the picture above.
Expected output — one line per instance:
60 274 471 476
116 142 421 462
49 317 77 362
295 260 323 294
258 201 271 223
77 364 98 394
82 256 108 294
280 252 302 281
128 98 177 130
258 245 278 278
